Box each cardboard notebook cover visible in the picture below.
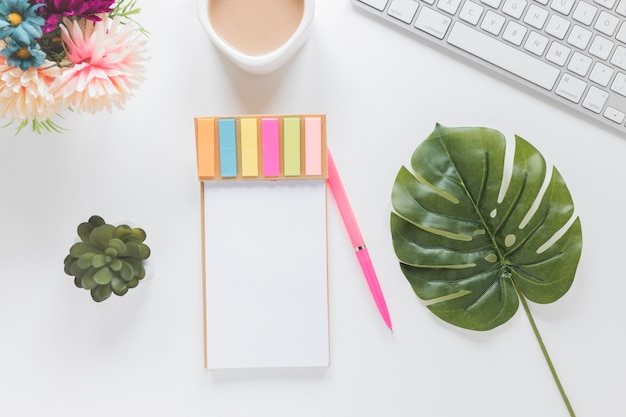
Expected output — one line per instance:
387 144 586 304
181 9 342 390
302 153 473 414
196 114 330 369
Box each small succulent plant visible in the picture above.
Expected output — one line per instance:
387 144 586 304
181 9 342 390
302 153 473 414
64 215 151 302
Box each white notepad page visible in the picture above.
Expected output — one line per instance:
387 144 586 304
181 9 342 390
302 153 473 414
202 179 329 369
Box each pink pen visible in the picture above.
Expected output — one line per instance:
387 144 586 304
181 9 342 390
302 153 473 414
327 149 393 331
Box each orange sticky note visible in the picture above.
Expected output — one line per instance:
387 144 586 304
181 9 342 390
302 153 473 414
196 118 215 179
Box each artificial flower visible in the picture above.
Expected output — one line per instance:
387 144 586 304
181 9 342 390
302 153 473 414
52 16 147 113
0 0 44 45
1 38 46 70
0 54 60 122
32 0 116 34
0 0 148 134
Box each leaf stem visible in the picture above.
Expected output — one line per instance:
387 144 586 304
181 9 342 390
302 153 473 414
515 285 576 417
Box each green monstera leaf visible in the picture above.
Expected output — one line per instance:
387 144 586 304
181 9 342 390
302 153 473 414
391 124 582 415
391 123 582 329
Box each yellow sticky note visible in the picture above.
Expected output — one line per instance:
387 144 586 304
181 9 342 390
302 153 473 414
241 118 258 177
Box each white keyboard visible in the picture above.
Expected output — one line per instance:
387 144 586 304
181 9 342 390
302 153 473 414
352 0 626 134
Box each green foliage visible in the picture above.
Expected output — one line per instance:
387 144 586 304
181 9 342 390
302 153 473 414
3 115 68 135
110 0 149 35
39 29 67 65
390 124 582 330
390 124 582 415
111 0 142 18
64 215 151 302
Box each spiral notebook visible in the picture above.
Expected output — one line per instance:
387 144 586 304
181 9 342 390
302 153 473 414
195 114 330 369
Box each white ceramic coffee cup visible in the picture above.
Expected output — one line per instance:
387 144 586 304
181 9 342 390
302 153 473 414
197 0 315 74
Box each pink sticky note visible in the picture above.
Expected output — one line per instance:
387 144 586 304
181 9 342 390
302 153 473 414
262 118 280 177
305 117 322 176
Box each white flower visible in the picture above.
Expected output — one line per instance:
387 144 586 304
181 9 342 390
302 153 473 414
0 56 60 122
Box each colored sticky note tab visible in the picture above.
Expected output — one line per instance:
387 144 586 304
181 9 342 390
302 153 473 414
305 117 322 176
219 119 237 178
262 118 280 177
196 118 215 179
241 118 258 177
283 117 301 176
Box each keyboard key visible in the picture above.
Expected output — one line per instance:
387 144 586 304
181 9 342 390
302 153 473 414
595 10 619 36
481 10 506 34
503 21 528 45
415 7 452 38
567 25 592 49
555 73 587 103
582 85 609 112
589 62 614 86
546 41 571 65
358 0 389 10
481 0 503 8
446 22 560 89
388 0 419 23
550 0 576 15
524 4 549 29
572 1 598 25
545 14 571 39
594 0 616 9
616 0 626 16
617 22 626 42
611 45 626 70
604 106 625 123
502 0 528 18
610 72 626 96
437 0 463 14
524 31 550 55
459 1 485 24
567 51 593 76
589 35 614 60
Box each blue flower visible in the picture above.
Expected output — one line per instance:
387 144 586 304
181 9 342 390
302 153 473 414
1 39 46 70
0 0 44 45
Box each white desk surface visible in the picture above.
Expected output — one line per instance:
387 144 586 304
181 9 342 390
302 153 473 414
0 1 623 416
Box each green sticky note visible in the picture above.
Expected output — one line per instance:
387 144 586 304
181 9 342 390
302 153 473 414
284 117 301 176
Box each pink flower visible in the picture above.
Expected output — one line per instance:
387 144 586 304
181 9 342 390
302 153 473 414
52 16 148 114
0 54 60 122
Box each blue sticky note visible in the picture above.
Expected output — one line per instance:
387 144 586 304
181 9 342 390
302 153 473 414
219 119 237 177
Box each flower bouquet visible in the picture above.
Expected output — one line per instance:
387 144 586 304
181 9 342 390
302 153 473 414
0 0 148 134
